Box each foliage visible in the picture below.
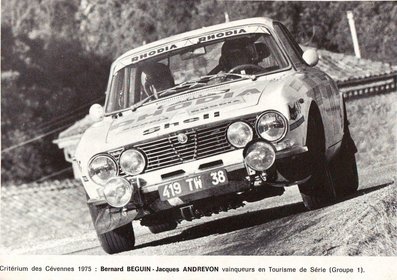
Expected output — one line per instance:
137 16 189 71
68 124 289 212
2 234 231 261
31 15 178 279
77 0 199 57
1 0 396 184
1 19 110 184
346 93 397 170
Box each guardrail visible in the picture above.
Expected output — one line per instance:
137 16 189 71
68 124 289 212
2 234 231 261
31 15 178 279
339 72 397 100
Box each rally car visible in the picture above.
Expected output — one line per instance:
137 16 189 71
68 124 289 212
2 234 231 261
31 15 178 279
75 17 358 254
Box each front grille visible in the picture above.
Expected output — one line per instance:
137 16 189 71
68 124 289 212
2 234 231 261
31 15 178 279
109 116 257 174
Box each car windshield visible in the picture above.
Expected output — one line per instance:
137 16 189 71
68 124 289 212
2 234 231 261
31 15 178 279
105 31 288 114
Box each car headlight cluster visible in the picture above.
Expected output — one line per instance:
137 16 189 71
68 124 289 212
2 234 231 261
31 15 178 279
88 149 147 208
256 111 288 142
226 111 287 172
227 121 253 148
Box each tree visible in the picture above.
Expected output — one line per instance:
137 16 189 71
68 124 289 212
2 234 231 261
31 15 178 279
77 0 199 58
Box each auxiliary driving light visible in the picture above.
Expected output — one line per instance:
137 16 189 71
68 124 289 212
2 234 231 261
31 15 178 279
244 141 276 171
103 177 133 208
227 121 253 148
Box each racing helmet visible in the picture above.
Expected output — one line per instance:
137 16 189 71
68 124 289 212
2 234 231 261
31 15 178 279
140 62 175 98
219 38 259 70
254 42 271 63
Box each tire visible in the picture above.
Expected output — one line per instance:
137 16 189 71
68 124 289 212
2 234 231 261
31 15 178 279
331 102 359 197
331 145 359 197
87 202 135 254
298 108 337 210
148 221 178 234
97 223 135 254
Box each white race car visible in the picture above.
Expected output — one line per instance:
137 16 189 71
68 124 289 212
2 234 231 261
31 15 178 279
75 17 358 254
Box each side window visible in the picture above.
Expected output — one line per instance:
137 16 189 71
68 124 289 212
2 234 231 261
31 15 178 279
108 70 125 112
274 23 305 67
106 66 137 112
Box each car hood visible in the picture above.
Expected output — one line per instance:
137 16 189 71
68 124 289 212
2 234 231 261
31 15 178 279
84 73 289 152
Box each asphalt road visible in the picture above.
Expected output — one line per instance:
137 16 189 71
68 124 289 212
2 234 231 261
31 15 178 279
8 163 395 256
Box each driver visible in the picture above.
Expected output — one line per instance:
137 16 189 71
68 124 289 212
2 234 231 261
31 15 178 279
140 62 175 99
209 38 270 74
219 38 258 72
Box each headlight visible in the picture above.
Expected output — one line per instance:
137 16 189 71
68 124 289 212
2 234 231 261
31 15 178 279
103 177 133 207
244 141 276 171
88 155 118 185
227 121 253 148
119 149 146 175
256 111 288 142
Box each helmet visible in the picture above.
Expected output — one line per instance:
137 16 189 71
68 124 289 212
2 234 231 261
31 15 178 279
254 42 271 62
220 38 258 70
219 38 271 71
141 62 175 98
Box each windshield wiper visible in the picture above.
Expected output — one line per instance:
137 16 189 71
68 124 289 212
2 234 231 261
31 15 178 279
129 72 258 112
130 93 156 112
159 79 208 97
129 77 209 112
218 72 257 81
159 72 256 98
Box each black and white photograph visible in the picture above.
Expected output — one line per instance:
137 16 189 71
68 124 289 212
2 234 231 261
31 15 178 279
1 0 396 279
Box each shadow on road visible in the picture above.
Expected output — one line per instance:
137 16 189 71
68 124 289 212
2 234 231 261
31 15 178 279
340 180 395 202
134 202 307 250
134 179 394 251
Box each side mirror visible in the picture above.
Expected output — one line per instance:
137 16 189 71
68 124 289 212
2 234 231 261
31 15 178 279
89 104 105 122
302 49 319 67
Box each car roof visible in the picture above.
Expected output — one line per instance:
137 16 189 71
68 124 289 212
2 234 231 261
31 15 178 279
113 17 274 65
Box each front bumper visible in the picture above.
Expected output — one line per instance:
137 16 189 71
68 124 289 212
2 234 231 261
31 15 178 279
88 144 307 205
89 144 308 234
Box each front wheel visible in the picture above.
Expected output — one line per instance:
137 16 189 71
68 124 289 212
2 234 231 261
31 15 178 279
298 111 337 210
97 223 136 254
331 115 359 197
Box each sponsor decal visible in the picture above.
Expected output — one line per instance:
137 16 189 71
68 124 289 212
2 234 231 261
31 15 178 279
131 44 177 63
130 29 247 64
124 26 269 66
289 115 304 131
197 29 247 43
143 112 220 135
288 99 302 120
111 88 261 135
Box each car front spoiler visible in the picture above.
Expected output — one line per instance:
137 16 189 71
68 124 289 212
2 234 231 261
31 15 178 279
93 206 139 234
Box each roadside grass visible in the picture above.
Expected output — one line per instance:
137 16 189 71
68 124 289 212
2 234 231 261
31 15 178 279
340 186 397 256
343 92 397 256
359 198 397 255
346 92 397 170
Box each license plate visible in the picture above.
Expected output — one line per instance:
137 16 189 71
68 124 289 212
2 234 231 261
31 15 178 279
158 169 228 201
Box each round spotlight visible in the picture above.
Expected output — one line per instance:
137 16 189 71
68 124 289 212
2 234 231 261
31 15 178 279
256 111 288 142
119 149 146 175
88 155 118 186
227 121 253 148
244 141 276 171
103 177 133 208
